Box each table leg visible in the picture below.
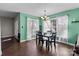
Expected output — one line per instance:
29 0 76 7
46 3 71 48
46 41 48 48
36 35 37 45
51 42 52 49
48 37 49 51
54 38 56 49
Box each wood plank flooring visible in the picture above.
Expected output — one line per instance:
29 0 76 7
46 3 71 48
2 39 75 56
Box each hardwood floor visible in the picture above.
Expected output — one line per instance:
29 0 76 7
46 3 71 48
2 39 74 56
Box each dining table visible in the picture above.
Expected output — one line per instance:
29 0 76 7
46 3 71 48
43 33 52 51
36 31 56 51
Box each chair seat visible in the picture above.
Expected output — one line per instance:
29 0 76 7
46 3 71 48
74 45 79 54
74 50 79 54
49 40 54 41
75 45 79 50
43 37 48 40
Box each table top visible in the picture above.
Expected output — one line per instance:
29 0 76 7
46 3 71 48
36 32 56 38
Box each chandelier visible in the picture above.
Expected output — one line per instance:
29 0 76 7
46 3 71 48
41 10 49 21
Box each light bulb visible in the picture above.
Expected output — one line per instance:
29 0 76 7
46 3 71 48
45 16 47 18
41 17 44 19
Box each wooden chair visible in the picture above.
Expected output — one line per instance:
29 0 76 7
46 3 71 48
48 32 56 49
36 31 49 48
36 31 44 47
42 33 49 48
36 31 41 44
73 35 79 56
39 32 49 48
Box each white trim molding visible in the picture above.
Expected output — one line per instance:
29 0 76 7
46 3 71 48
20 39 27 43
0 50 2 56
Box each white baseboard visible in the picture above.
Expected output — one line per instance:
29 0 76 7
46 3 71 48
0 50 2 56
57 41 74 47
1 35 14 38
20 40 27 43
20 39 35 43
20 39 74 47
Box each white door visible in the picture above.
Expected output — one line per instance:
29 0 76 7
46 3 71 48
27 18 39 40
56 15 68 43
0 19 2 55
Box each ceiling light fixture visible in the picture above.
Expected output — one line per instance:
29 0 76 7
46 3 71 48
41 10 49 21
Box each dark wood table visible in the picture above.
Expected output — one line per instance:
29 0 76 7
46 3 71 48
36 32 56 51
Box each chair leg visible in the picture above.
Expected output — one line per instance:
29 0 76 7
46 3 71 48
51 42 52 49
38 40 40 45
48 42 50 51
73 53 75 56
36 40 37 45
36 39 38 45
54 41 56 49
42 40 44 47
46 41 48 48
36 36 37 45
73 50 75 56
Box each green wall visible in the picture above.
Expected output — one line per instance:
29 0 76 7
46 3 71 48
20 13 39 41
20 13 27 40
39 17 43 31
48 8 79 44
20 8 79 44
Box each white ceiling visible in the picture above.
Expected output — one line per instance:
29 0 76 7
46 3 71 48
0 3 79 17
0 10 18 18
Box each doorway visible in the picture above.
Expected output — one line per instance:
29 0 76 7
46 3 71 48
1 13 19 51
27 18 39 40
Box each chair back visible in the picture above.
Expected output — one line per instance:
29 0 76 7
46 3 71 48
51 32 56 40
37 31 43 40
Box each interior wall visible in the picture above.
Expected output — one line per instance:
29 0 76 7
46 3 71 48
20 8 79 44
20 13 39 42
20 13 27 42
48 8 79 44
39 18 43 32
14 14 20 39
0 19 2 55
1 17 14 38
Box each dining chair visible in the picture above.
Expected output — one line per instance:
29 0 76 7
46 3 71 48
73 34 79 56
36 31 44 47
48 32 57 49
36 31 39 45
42 33 49 48
36 31 49 48
39 32 49 48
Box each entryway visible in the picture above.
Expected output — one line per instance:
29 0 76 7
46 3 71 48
0 11 20 51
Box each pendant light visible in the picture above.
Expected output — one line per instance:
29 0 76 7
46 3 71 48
41 10 49 21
